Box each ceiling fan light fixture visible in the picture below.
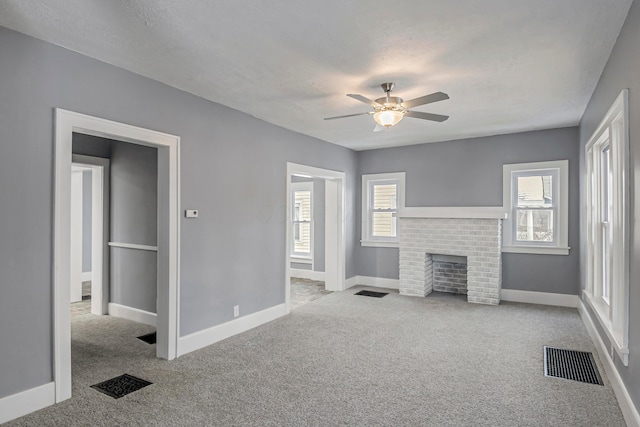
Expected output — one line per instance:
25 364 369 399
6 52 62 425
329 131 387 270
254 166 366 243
374 109 404 128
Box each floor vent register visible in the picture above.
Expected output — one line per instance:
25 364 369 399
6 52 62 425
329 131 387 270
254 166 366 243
543 346 603 386
91 374 153 399
355 290 389 298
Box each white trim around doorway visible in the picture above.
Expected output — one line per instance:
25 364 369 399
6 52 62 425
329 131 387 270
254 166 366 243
286 163 346 313
54 109 181 404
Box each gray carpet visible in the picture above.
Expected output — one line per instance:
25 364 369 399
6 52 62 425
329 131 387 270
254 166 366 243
290 277 331 310
6 287 625 426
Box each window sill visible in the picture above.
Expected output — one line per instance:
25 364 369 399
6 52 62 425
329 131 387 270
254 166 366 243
290 256 312 264
360 240 399 248
501 245 570 255
584 291 629 366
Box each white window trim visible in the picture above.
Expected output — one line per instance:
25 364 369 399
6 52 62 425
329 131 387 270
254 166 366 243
584 89 630 366
502 160 569 255
290 181 313 262
361 172 405 248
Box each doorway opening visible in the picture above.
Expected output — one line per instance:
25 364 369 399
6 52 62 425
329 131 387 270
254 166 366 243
54 109 180 403
285 163 346 312
71 155 110 318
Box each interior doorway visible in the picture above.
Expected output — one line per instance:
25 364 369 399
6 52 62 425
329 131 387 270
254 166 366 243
71 155 110 316
289 176 330 309
285 163 346 313
54 109 180 404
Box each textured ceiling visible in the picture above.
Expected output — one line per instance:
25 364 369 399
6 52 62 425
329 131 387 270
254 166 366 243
0 1 632 150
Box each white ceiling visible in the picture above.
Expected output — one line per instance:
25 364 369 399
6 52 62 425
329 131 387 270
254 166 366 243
0 1 632 150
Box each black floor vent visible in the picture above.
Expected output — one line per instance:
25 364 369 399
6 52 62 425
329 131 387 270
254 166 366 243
355 290 388 298
544 346 603 385
91 374 153 398
137 331 157 344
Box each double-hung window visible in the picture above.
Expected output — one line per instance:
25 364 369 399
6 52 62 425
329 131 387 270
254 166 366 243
291 182 313 261
502 160 569 255
361 172 405 247
584 90 629 365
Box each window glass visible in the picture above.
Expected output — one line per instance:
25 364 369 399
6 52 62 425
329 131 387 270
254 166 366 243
515 174 553 242
292 189 311 255
516 210 553 242
361 172 405 247
370 183 397 238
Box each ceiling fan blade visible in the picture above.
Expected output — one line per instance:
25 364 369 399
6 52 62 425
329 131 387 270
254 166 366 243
347 94 382 107
324 112 372 120
405 111 449 122
373 124 386 132
402 92 449 109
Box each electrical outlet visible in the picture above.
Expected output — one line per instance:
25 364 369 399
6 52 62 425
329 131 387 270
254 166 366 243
234 305 239 318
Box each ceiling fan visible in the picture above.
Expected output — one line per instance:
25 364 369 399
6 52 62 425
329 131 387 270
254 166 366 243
324 83 449 131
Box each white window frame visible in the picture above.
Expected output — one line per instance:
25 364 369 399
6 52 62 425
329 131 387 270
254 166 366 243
290 181 313 263
502 160 569 255
361 172 405 248
584 89 629 366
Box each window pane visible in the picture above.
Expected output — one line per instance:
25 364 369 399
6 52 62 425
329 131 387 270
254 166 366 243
294 190 311 221
372 212 396 237
601 146 610 222
294 222 311 253
373 184 397 209
516 175 552 208
516 209 553 242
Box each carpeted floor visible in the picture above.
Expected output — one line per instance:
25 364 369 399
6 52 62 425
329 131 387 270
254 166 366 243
6 287 625 426
290 277 331 310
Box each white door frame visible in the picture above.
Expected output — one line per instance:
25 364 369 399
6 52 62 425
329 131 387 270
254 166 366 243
70 167 85 303
285 163 346 312
72 155 110 315
54 109 180 403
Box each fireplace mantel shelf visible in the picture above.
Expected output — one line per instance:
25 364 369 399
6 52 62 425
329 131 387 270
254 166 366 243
399 206 508 219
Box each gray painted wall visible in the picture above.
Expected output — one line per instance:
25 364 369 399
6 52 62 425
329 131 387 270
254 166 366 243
0 26 357 399
578 0 640 411
73 134 159 312
73 133 114 158
82 170 92 273
356 127 580 295
110 142 158 313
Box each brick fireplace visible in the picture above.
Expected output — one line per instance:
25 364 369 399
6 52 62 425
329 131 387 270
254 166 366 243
398 208 506 305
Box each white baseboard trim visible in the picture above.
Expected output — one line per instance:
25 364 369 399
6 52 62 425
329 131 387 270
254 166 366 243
81 271 92 282
500 289 579 308
578 301 640 427
344 276 358 290
108 303 157 327
290 268 325 282
178 303 286 357
0 382 55 424
350 275 400 290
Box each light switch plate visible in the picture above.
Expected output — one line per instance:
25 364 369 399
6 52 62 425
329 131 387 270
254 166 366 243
185 209 198 218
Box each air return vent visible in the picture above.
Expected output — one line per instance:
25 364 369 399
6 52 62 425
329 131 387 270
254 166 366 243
543 346 603 385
